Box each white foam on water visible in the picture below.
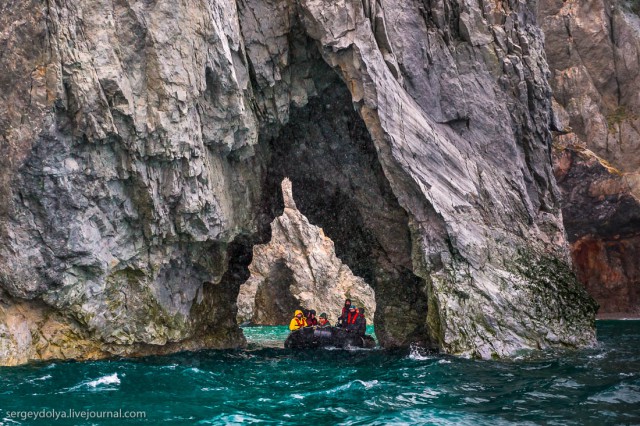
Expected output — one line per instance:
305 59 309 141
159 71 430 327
86 373 120 388
356 379 379 389
26 374 52 384
326 383 350 393
66 373 121 392
408 344 433 361
464 396 491 404
526 391 568 400
35 374 52 381
422 388 441 399
161 364 178 370
321 346 341 351
324 379 380 394
344 345 377 351
551 378 583 389
522 363 553 370
588 351 609 360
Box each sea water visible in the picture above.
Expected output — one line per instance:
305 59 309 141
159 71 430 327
0 321 638 425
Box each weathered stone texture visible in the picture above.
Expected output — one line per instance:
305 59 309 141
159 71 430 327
237 179 376 325
0 0 597 364
540 0 640 316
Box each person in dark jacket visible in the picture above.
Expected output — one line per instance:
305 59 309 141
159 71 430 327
344 305 365 335
306 309 318 326
337 299 351 327
318 312 331 327
355 307 367 336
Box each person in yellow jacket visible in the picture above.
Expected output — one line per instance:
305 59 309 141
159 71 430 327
289 310 308 331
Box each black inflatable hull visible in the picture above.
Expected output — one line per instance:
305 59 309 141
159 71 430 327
284 327 376 349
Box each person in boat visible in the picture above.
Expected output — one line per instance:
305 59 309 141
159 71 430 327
289 310 308 331
356 307 367 336
337 299 352 327
344 305 365 336
307 309 318 326
318 312 331 328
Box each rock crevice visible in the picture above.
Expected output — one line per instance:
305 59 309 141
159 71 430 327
0 0 598 364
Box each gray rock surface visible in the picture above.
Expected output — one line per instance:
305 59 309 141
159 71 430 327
237 179 376 325
539 0 640 316
0 0 596 364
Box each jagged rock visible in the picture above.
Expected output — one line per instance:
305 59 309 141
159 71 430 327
553 135 640 316
275 0 596 356
0 0 597 364
540 0 640 316
237 179 376 325
0 0 258 363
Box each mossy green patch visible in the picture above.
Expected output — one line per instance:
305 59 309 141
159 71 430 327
606 105 638 132
509 248 598 326
104 268 190 343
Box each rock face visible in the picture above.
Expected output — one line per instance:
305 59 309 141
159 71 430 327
237 179 375 325
0 0 596 364
539 0 640 316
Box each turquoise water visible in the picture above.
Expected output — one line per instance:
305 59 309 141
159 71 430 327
1 321 639 425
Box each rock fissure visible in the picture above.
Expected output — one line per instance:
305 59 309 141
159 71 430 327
0 0 602 364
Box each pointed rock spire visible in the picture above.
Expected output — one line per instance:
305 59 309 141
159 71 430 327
281 177 297 210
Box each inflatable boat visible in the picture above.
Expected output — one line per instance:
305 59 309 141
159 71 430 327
284 326 376 349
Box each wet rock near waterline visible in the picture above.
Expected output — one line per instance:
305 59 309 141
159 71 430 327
0 0 598 364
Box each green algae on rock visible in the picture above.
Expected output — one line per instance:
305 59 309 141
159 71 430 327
0 0 598 364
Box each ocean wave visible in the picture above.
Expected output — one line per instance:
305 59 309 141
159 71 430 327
86 373 121 388
408 344 433 361
551 378 583 389
324 379 380 394
587 351 609 360
522 363 553 370
64 373 121 392
526 391 569 400
203 412 266 424
588 384 640 404
26 374 52 384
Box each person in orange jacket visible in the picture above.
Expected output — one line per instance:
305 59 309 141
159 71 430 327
289 310 308 331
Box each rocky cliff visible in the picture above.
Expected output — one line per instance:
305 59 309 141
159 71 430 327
0 0 596 365
539 0 640 316
237 178 375 325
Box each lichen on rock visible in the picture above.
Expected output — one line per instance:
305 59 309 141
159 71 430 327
0 0 600 365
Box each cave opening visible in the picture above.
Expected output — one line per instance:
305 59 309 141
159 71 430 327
239 57 435 349
252 260 299 325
